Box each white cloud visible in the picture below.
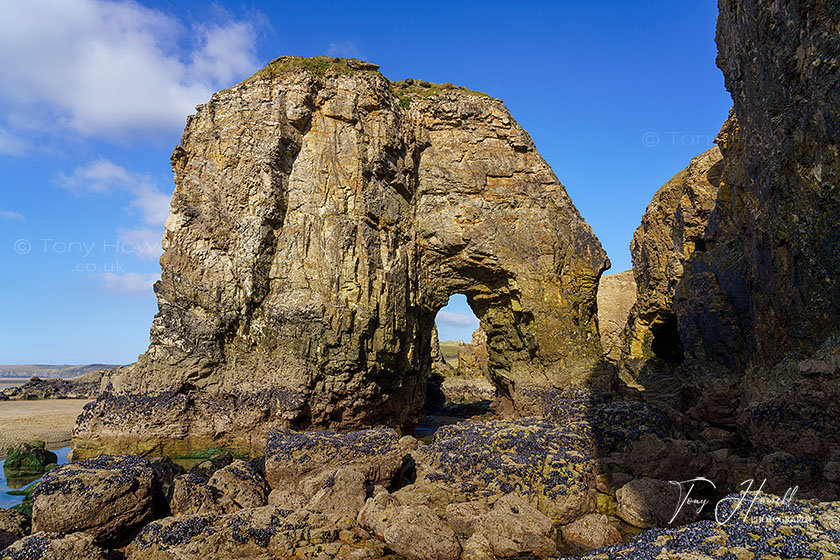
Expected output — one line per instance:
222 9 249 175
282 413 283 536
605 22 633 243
436 310 480 328
0 210 25 221
98 272 159 294
0 128 25 156
117 227 163 261
0 0 261 143
58 159 170 226
327 40 363 59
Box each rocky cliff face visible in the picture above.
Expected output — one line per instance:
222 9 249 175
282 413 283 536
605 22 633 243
73 57 609 457
626 0 840 461
620 146 724 378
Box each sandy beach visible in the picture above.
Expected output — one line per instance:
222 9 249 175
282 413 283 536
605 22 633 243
0 399 90 455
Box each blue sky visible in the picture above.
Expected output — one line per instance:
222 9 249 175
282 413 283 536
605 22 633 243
0 0 731 363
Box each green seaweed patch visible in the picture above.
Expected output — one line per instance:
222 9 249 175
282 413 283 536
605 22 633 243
389 78 489 108
170 447 248 461
8 480 39 516
253 56 381 81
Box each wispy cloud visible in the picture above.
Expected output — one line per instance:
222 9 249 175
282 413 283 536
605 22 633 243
327 40 363 59
97 272 159 295
58 159 170 226
0 210 24 221
0 127 25 156
436 310 480 328
0 0 261 145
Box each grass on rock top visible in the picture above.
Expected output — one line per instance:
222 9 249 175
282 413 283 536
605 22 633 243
245 55 490 109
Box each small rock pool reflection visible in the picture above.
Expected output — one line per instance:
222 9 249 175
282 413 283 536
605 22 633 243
1 446 71 509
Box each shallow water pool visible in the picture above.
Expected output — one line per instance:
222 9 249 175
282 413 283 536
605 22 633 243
0 446 71 509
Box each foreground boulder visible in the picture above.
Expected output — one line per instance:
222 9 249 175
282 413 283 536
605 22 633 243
0 510 29 551
125 506 384 559
410 418 596 523
72 55 609 458
264 428 402 500
0 532 110 560
475 494 558 558
615 477 695 529
31 455 157 546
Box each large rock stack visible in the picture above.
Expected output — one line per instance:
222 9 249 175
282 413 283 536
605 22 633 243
73 57 609 457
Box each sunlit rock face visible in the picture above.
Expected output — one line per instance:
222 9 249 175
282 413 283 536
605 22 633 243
73 57 609 457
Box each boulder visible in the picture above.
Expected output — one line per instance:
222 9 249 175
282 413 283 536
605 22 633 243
31 454 157 546
72 55 609 458
169 472 222 516
2 441 57 475
264 428 402 499
0 532 110 560
0 509 29 551
615 477 695 529
381 505 461 560
207 460 269 511
460 534 496 560
125 506 385 559
444 501 490 537
356 492 401 540
306 467 367 518
414 418 596 523
474 494 557 558
560 513 621 550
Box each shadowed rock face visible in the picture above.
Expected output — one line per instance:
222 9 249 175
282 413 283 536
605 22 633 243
73 57 608 457
625 0 840 460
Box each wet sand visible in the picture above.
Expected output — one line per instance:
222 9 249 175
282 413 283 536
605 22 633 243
0 399 90 455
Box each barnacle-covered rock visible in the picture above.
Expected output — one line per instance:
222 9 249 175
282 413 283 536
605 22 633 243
562 494 840 559
0 531 110 560
264 428 402 499
0 510 29 552
412 418 597 523
124 506 384 559
31 454 158 547
207 460 269 512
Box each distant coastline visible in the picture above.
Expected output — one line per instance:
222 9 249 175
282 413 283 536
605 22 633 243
0 364 118 379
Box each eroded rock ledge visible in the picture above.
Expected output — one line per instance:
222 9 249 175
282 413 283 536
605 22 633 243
73 56 609 458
